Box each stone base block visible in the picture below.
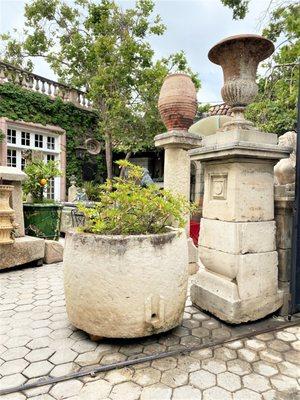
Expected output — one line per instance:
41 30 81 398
0 236 45 270
44 240 64 264
191 271 283 324
199 218 276 254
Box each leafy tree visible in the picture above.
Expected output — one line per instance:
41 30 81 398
220 0 249 19
221 0 299 135
0 0 199 178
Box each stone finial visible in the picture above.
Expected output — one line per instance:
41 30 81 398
274 131 297 186
208 34 274 131
158 73 197 132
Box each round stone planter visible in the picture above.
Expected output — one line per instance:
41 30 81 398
63 229 188 339
23 203 63 240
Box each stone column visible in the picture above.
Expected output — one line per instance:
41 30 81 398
155 131 202 275
275 187 294 316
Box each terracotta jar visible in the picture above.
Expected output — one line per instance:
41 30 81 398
0 185 15 244
158 73 197 131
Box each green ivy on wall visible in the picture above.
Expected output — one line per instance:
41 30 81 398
0 82 106 186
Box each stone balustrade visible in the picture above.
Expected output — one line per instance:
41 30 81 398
0 60 93 110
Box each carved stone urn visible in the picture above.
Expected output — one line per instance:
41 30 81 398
208 34 274 130
0 185 15 244
158 73 197 131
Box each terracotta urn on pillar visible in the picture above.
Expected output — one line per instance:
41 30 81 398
158 73 197 131
0 185 15 244
208 34 274 130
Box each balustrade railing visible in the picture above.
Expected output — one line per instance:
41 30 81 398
0 60 93 110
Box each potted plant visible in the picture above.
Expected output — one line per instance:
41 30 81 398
63 160 193 340
23 160 62 240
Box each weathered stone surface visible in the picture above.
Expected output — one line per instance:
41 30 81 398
44 240 64 264
277 248 291 282
191 275 283 324
0 236 45 270
202 129 278 147
199 219 276 254
63 230 188 338
202 161 275 222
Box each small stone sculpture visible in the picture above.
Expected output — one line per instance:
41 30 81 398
274 131 297 186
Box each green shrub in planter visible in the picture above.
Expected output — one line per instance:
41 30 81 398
23 160 62 240
79 160 195 235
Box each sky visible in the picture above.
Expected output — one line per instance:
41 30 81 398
0 0 273 103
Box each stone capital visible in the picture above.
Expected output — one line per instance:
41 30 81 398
0 166 27 182
189 141 291 164
154 130 202 150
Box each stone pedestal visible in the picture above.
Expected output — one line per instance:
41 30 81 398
0 166 45 269
189 130 291 323
155 130 202 273
275 186 295 315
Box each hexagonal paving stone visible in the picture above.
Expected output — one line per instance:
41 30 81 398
252 361 278 377
4 336 31 348
25 348 55 362
203 386 232 400
0 373 27 389
270 374 299 392
182 319 200 329
177 355 200 372
78 379 112 400
217 371 242 391
23 360 54 378
140 383 172 400
245 339 266 351
192 327 209 339
214 347 237 361
110 381 141 400
50 362 80 377
172 326 189 337
152 357 177 371
285 350 300 365
105 367 134 384
71 340 97 354
161 368 188 388
173 385 202 400
133 367 161 386
27 337 51 350
237 348 259 363
190 370 216 390
190 348 213 360
1 346 30 361
0 359 29 375
50 349 77 364
267 339 290 352
75 350 103 366
50 379 83 398
278 361 300 378
243 373 271 393
180 336 202 347
275 331 296 342
233 388 262 400
202 358 227 374
259 349 283 364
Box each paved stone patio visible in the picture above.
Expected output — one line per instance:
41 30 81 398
0 263 299 399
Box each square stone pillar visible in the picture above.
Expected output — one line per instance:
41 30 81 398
274 185 295 315
155 130 202 274
188 129 291 323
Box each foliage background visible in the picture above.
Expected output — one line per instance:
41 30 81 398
0 82 105 186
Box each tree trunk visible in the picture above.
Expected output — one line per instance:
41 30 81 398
119 151 132 178
105 133 113 180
